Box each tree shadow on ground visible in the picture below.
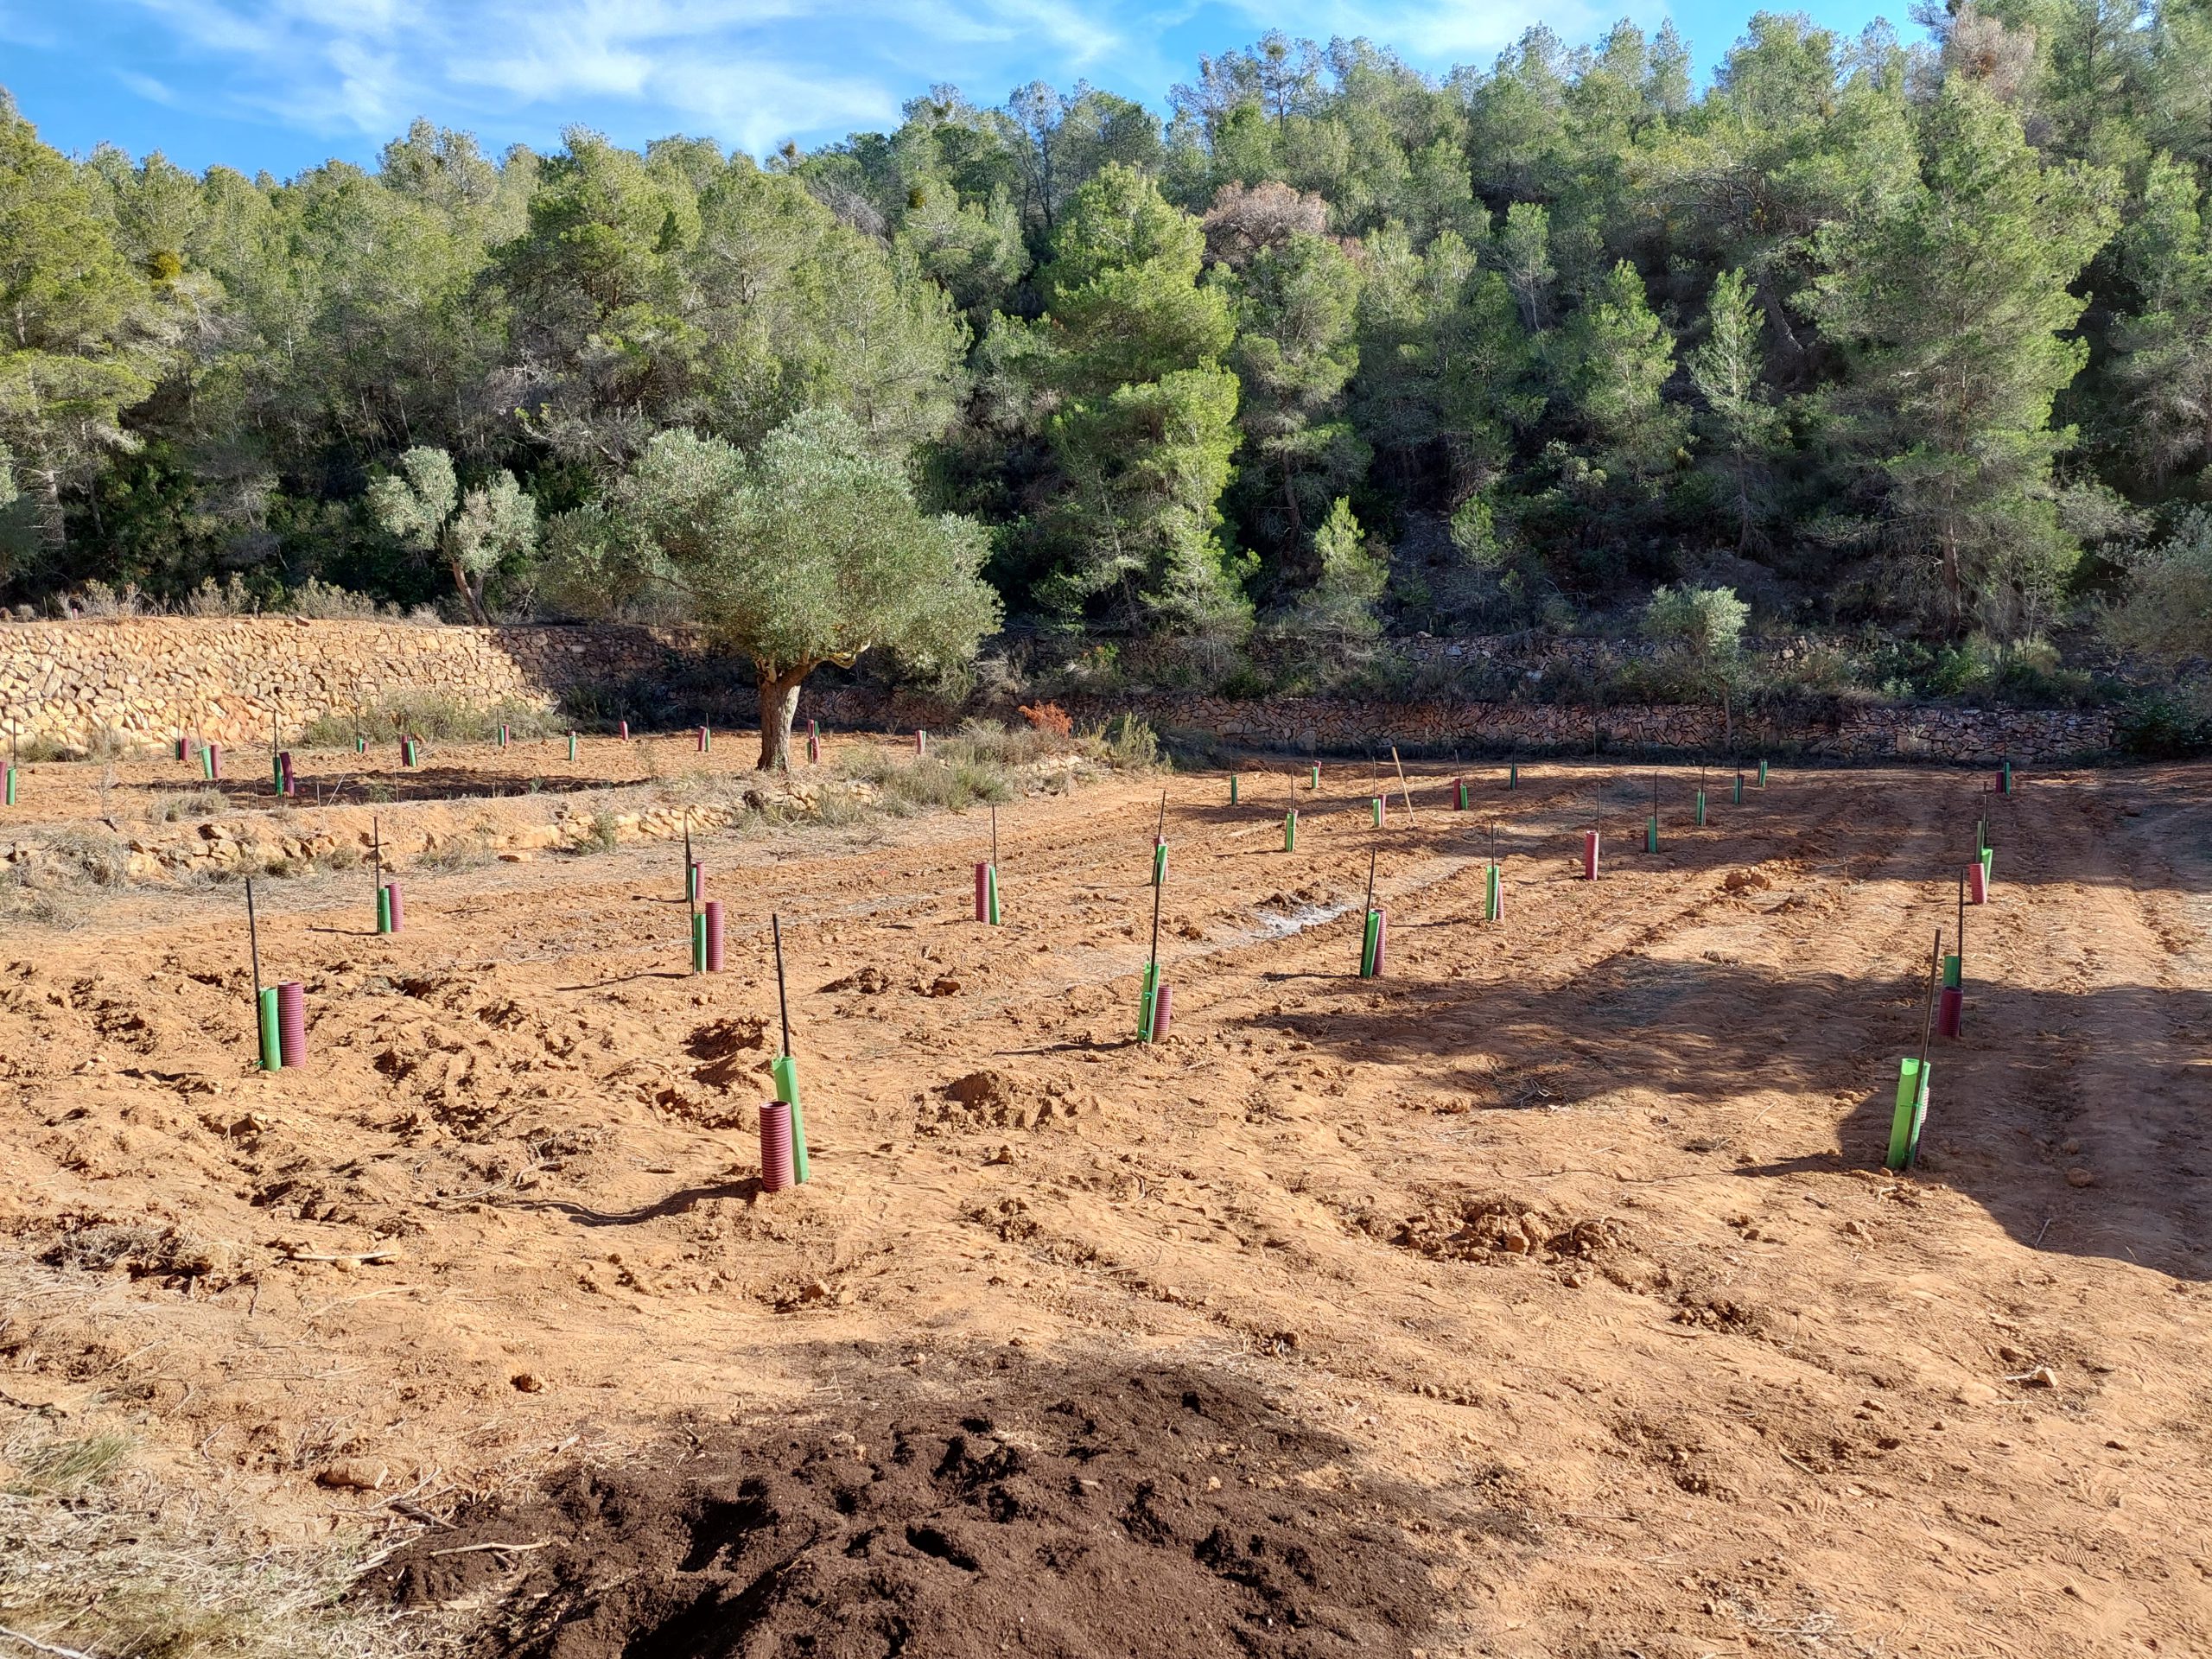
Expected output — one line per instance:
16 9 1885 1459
1242 952 2212 1281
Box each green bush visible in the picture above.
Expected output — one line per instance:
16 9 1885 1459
2114 690 2212 757
1082 713 1161 769
299 693 556 747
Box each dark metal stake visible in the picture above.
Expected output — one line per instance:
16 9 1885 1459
245 877 264 1002
772 913 792 1058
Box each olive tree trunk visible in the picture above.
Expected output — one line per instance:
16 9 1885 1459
755 664 811 772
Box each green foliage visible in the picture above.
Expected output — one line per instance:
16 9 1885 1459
543 405 998 766
2104 507 2212 662
1810 79 2120 632
6 11 2210 662
366 446 537 624
1642 582 1751 664
1021 164 1249 637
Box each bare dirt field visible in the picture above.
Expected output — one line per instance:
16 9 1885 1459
3 737 2209 1658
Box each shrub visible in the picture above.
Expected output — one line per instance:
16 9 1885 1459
1642 583 1749 666
47 827 130 887
1019 701 1073 737
149 790 228 823
283 578 386 620
2114 689 2212 757
1082 713 1160 769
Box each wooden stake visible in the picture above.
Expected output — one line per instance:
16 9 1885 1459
1389 745 1417 821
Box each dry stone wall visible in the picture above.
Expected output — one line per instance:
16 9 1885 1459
0 617 704 750
809 689 2115 766
1 616 2118 765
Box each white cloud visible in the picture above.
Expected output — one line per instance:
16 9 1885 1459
101 0 1659 162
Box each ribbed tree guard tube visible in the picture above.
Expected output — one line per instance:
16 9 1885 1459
697 726 710 753
1453 779 1466 811
619 720 630 740
176 736 189 761
1150 983 1173 1041
279 753 295 795
385 881 404 933
1284 810 1297 851
1138 963 1160 1042
759 1102 795 1192
808 734 820 763
207 742 222 779
1229 773 1238 804
1584 830 1600 880
277 982 305 1067
1359 909 1384 977
705 900 724 971
916 729 926 755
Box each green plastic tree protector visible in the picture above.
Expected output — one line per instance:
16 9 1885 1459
1942 954 1961 990
691 912 708 972
1137 963 1160 1041
1758 759 1767 785
1359 910 1382 978
1645 815 1658 853
1284 810 1297 851
376 887 392 935
1308 765 1319 789
1885 1058 1928 1170
985 864 1001 925
772 1054 809 1181
3 768 14 807
1509 763 1518 789
1485 865 1502 922
1695 791 1707 827
1370 797 1382 827
257 988 283 1071
1229 774 1238 804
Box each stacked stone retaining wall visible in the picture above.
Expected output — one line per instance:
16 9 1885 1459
0 617 2117 765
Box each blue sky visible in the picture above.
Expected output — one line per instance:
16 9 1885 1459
2 0 1901 177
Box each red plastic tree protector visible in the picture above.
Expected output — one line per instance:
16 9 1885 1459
1968 863 1987 905
704 900 725 973
1937 987 1963 1038
276 982 306 1067
1371 911 1388 975
619 720 630 740
1151 983 1173 1041
916 728 927 754
384 880 404 933
760 1101 796 1192
808 734 821 763
207 742 223 780
175 736 188 760
975 861 990 920
696 726 709 752
1583 830 1600 880
279 752 295 794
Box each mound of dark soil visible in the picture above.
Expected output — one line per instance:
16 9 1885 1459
370 1362 1440 1658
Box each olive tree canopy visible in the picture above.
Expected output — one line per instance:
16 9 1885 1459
543 406 1000 768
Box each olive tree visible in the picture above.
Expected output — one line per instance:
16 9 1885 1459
543 407 999 769
366 447 537 626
